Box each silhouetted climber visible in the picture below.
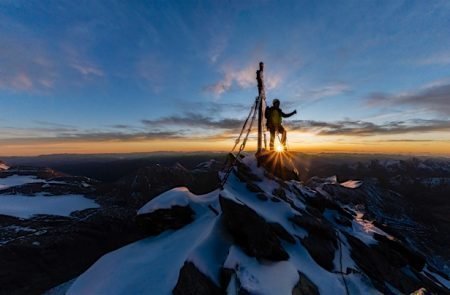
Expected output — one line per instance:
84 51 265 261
265 99 297 151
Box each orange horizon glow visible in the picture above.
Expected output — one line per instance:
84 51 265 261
1 134 449 157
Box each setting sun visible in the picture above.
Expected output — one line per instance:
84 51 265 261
275 144 284 153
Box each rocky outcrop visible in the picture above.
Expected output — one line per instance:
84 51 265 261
374 233 426 271
290 214 337 271
219 195 289 261
173 262 222 295
292 272 320 295
345 233 447 294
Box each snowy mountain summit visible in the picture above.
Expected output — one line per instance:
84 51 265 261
67 153 450 295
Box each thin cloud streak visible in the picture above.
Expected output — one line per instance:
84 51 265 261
288 119 450 136
417 52 450 65
142 113 242 130
367 81 450 115
0 131 183 144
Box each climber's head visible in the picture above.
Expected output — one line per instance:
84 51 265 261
273 98 280 108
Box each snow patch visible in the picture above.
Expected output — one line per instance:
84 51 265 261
0 174 43 190
0 193 99 218
3 225 36 233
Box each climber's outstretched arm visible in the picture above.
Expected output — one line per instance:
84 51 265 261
281 109 297 118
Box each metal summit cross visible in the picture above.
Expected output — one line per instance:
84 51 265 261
256 62 267 154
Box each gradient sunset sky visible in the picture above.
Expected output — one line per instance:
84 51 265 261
1 1 449 156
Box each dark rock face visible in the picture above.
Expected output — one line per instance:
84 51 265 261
232 157 262 183
136 205 195 236
256 193 269 201
345 233 448 294
268 222 296 244
290 214 337 271
173 262 222 295
272 187 287 201
245 181 263 193
300 234 336 272
292 271 320 295
219 195 289 261
373 233 425 271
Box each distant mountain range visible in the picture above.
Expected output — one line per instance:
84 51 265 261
0 153 449 294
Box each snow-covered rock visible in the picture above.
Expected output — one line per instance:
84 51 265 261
67 153 450 295
0 161 9 171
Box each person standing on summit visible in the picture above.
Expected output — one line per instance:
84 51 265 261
265 99 297 151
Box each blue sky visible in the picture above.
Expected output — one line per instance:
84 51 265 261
0 0 449 155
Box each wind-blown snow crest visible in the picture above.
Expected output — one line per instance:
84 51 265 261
137 187 191 214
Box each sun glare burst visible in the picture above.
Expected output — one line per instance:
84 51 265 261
275 144 284 152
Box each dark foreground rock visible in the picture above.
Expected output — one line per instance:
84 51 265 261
290 214 337 271
292 271 320 295
173 262 222 295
